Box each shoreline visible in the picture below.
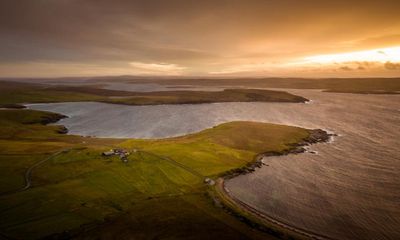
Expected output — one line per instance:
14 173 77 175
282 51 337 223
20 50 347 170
24 100 310 140
100 97 309 106
14 103 335 239
214 129 336 240
215 179 334 240
221 129 335 179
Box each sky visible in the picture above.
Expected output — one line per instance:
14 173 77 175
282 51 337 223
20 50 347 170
0 0 400 78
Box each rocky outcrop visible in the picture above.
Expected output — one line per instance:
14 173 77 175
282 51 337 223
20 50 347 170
222 129 335 179
56 126 69 134
38 113 68 125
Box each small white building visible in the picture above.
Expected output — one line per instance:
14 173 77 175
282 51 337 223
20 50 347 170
204 178 215 186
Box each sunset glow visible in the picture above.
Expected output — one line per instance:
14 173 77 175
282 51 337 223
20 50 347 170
1 1 400 77
304 46 400 64
0 2 400 240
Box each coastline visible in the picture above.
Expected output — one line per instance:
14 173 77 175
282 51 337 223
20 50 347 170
100 97 309 106
215 179 334 240
214 129 335 240
221 129 335 180
8 100 334 239
0 107 324 239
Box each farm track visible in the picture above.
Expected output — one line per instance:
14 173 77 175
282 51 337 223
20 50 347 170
0 149 71 197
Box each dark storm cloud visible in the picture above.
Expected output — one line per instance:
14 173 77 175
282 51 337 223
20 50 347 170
0 0 224 63
1 2 165 63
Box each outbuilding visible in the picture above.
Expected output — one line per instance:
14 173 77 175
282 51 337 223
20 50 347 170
102 150 115 156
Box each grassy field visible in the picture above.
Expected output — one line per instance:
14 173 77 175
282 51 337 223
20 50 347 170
0 81 307 108
102 88 307 105
0 108 311 239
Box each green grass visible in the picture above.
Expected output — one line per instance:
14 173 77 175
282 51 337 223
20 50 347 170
0 81 308 107
0 81 126 106
102 89 308 105
0 109 312 239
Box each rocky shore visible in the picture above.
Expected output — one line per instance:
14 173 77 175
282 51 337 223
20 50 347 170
36 112 69 134
38 113 68 125
214 128 336 240
222 128 335 179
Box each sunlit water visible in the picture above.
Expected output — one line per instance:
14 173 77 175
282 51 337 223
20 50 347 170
27 90 400 240
29 79 227 92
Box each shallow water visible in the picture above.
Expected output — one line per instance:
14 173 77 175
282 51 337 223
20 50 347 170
28 90 400 239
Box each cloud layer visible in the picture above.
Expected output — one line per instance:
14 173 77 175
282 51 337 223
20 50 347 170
1 0 400 77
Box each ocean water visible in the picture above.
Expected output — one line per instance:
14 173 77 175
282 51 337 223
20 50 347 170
28 90 400 239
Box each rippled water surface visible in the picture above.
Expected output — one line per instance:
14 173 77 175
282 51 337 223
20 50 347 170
28 90 400 240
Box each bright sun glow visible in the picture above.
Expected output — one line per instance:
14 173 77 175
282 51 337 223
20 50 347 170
304 46 400 64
